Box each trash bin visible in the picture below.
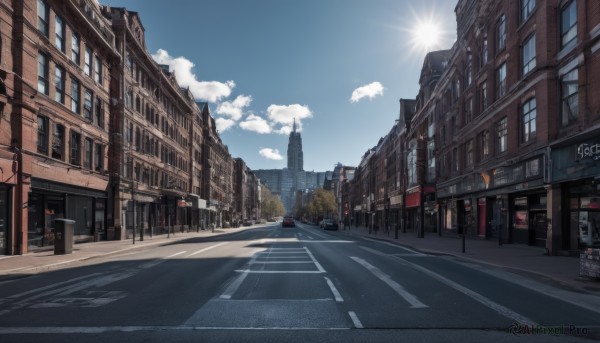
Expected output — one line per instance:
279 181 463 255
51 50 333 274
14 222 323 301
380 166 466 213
54 219 75 255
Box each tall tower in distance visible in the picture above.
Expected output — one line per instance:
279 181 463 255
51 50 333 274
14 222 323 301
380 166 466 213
287 118 303 172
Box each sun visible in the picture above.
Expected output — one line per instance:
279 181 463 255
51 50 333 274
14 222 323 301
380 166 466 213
411 21 441 51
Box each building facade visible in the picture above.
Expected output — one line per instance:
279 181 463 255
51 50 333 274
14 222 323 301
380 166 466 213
0 1 259 255
347 0 600 256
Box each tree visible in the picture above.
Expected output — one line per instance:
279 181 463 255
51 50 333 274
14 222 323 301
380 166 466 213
308 189 336 220
261 188 285 219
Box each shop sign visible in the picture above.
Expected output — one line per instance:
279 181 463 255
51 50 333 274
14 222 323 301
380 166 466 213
177 199 187 208
577 143 600 161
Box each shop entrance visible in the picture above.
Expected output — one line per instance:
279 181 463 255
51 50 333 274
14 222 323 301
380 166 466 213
0 186 8 254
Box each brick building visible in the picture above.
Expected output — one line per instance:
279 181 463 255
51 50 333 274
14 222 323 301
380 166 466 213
0 1 260 255
6 0 119 253
349 0 600 255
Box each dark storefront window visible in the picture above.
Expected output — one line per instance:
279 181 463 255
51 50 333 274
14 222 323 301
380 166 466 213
27 193 65 249
0 186 8 254
570 184 600 248
68 195 93 237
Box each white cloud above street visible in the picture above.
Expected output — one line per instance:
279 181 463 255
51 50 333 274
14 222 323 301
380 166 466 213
240 114 272 134
266 104 312 135
215 117 236 132
216 95 253 121
350 81 384 103
152 49 235 102
259 148 283 160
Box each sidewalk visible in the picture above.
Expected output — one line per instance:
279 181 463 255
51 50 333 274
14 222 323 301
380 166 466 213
0 225 257 280
336 225 600 294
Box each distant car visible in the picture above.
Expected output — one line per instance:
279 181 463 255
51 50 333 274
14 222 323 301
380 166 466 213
282 216 295 227
322 219 338 230
243 220 253 226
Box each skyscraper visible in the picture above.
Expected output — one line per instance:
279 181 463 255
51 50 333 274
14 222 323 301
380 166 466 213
287 119 303 172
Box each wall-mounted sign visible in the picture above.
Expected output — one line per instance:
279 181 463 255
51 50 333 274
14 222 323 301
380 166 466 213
577 143 600 161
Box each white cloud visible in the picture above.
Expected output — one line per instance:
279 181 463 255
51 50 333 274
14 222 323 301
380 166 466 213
350 81 384 103
240 114 272 134
259 148 283 160
216 95 253 121
152 49 235 102
266 104 312 135
215 118 236 132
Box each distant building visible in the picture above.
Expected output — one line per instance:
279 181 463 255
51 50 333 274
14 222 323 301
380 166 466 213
254 121 330 213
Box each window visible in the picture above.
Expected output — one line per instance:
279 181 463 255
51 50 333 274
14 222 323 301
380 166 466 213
466 140 473 168
54 65 65 103
497 117 507 154
522 34 536 75
561 0 577 48
70 131 81 165
84 47 92 76
52 124 64 160
480 34 488 70
497 14 506 51
561 68 579 127
37 52 49 95
453 148 459 172
37 115 48 155
521 0 536 23
496 63 507 99
521 98 537 143
94 56 102 84
466 52 472 86
465 97 473 124
480 130 490 160
55 15 65 52
71 32 80 65
95 97 104 128
37 0 49 37
70 77 80 114
83 88 92 120
94 143 104 172
480 81 488 112
84 138 93 169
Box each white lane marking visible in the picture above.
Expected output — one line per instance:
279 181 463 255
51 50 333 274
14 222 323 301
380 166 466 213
0 326 353 333
4 273 102 300
304 247 326 273
139 251 187 269
253 261 313 264
269 248 305 251
350 256 428 309
348 311 363 329
256 251 307 254
300 228 329 240
359 246 428 259
361 237 425 256
324 277 344 302
255 256 311 259
166 251 188 258
219 254 258 299
233 270 322 274
394 255 538 326
220 270 249 299
189 243 228 256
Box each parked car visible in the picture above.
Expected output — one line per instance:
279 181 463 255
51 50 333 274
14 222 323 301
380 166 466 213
282 216 295 227
322 219 338 230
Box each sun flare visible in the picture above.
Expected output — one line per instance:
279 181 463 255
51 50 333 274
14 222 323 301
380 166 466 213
412 22 441 51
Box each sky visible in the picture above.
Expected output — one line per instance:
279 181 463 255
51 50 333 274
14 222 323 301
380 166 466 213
105 0 458 172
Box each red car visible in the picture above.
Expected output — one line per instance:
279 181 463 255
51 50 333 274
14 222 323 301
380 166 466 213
282 216 295 227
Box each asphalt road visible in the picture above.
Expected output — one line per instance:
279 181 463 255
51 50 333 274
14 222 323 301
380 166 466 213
0 222 599 342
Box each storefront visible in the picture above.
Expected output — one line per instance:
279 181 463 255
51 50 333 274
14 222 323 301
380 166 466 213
510 193 547 247
0 185 9 255
551 132 600 251
27 178 106 249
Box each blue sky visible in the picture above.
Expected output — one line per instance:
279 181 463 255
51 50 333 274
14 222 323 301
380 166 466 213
105 0 458 171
